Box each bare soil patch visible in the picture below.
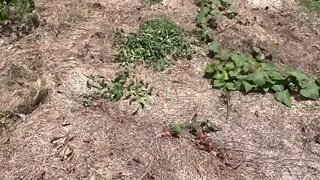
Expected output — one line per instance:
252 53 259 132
0 0 319 179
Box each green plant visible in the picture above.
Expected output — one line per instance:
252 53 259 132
114 18 192 71
126 79 153 109
300 0 320 12
170 122 182 137
195 0 237 40
86 71 153 109
0 0 35 21
204 41 320 107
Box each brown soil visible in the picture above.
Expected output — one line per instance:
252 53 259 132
0 0 319 179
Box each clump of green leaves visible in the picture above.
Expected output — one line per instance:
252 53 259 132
205 41 320 107
0 0 35 21
86 71 153 109
114 18 191 71
195 0 237 40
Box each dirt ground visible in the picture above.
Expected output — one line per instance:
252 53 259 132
0 0 320 179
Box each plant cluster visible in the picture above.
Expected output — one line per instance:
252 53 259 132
0 0 35 21
195 0 237 40
85 70 153 110
114 18 191 71
204 41 320 107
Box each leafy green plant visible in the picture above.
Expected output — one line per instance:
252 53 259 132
126 79 153 109
195 0 237 40
114 18 192 71
204 41 320 107
0 0 35 21
86 71 153 109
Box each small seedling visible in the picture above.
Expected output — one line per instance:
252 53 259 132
114 18 192 71
170 122 182 137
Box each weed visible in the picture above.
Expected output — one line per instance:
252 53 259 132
204 41 320 107
114 18 192 71
170 122 182 137
0 0 35 21
300 0 320 13
85 70 153 110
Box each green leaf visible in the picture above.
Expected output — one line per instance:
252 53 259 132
224 82 235 90
263 87 269 93
270 71 286 81
246 71 266 86
213 70 229 81
275 90 292 107
300 82 319 100
196 6 210 24
224 61 235 70
272 84 284 92
229 68 241 77
204 64 215 74
234 81 242 89
213 80 225 88
208 41 221 53
261 63 277 71
242 81 256 92
231 53 246 67
210 9 221 19
171 122 182 137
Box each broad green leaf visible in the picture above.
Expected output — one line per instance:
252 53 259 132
263 87 269 93
287 68 307 80
275 90 292 107
213 80 225 88
270 71 286 81
224 82 235 90
208 41 221 53
196 12 206 24
210 9 221 19
213 71 222 79
229 68 241 77
234 81 242 89
242 81 256 92
196 6 210 24
272 84 284 92
221 70 229 80
205 64 215 74
246 71 266 86
261 63 277 71
300 82 319 100
224 61 235 70
231 53 246 67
